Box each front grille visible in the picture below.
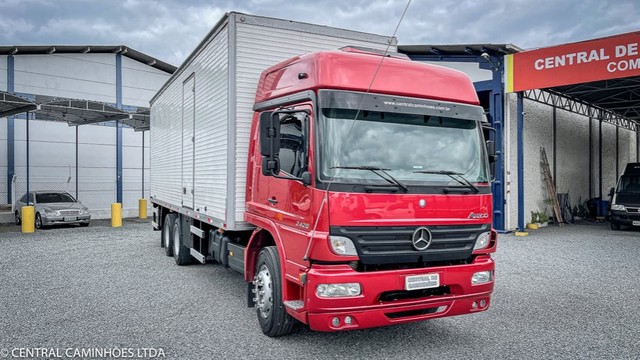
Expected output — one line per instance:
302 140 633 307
379 286 450 302
330 224 490 266
59 210 80 216
385 307 439 319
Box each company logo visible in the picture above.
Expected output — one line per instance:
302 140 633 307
418 199 427 208
411 227 432 251
468 212 489 219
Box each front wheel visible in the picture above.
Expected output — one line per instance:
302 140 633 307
35 213 43 229
611 221 621 230
254 246 294 337
15 211 21 225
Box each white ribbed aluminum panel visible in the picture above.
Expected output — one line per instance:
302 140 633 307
152 13 395 230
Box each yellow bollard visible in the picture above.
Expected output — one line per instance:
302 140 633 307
21 206 35 233
138 198 147 219
111 203 122 227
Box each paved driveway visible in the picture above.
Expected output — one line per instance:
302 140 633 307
0 220 638 359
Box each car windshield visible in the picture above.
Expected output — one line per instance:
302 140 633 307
36 193 76 203
617 176 640 193
318 108 488 185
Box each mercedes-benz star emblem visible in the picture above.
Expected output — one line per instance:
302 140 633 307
418 199 427 208
412 227 432 251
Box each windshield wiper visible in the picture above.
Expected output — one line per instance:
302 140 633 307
331 166 408 193
413 169 479 193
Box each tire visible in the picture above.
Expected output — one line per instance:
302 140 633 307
254 246 294 337
163 214 177 256
35 213 43 229
15 211 21 225
172 218 191 265
611 221 620 230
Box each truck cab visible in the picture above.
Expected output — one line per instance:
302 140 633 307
245 48 497 333
610 162 640 230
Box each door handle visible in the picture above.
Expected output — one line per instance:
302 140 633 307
268 197 278 205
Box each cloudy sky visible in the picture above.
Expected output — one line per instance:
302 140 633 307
1 0 638 66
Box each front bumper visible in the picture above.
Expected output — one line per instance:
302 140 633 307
304 256 494 332
41 214 91 226
610 210 640 226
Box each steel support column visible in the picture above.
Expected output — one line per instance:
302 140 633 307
489 61 505 231
599 116 603 199
6 55 14 204
141 131 145 198
616 126 619 179
26 112 29 198
517 93 524 231
75 126 79 200
589 116 593 199
116 53 123 204
552 105 557 188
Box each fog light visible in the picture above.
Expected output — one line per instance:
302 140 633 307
332 317 340 327
471 271 493 285
472 301 478 309
317 283 361 298
480 299 486 308
344 316 353 325
436 306 447 313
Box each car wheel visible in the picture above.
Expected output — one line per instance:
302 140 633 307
163 214 177 256
611 221 620 230
15 211 21 225
172 218 191 265
254 246 295 337
35 213 43 229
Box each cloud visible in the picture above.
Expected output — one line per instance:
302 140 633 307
0 0 638 66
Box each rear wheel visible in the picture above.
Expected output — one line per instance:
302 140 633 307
163 214 177 256
15 211 21 225
254 246 294 337
172 218 191 265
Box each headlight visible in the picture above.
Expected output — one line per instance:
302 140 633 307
80 208 90 215
316 283 361 298
471 271 493 285
329 236 357 256
474 231 491 250
611 204 626 211
44 209 57 216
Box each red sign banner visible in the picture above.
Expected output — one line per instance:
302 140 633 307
506 31 640 93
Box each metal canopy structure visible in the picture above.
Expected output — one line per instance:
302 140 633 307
0 92 37 118
0 91 150 131
0 45 177 74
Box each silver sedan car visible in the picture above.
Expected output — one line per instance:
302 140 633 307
15 191 91 229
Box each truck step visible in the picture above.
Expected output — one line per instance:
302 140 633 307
283 300 304 311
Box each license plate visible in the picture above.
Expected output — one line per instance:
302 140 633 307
633 221 640 226
64 216 77 221
405 273 440 291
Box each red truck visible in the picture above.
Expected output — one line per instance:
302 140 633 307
150 13 497 337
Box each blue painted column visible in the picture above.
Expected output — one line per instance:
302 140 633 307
517 92 525 231
489 56 505 231
6 55 14 204
116 53 123 204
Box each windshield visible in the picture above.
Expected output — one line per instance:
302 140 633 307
319 108 488 185
617 176 640 193
36 193 76 203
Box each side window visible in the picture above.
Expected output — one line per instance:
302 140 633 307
279 113 307 178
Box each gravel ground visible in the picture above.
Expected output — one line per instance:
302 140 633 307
1 219 639 359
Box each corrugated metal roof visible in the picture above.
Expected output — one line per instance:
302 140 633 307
398 43 522 56
0 45 177 74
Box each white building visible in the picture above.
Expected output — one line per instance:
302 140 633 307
0 46 175 219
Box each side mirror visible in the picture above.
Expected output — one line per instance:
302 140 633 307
609 187 615 197
486 140 496 180
301 171 312 186
259 112 281 176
